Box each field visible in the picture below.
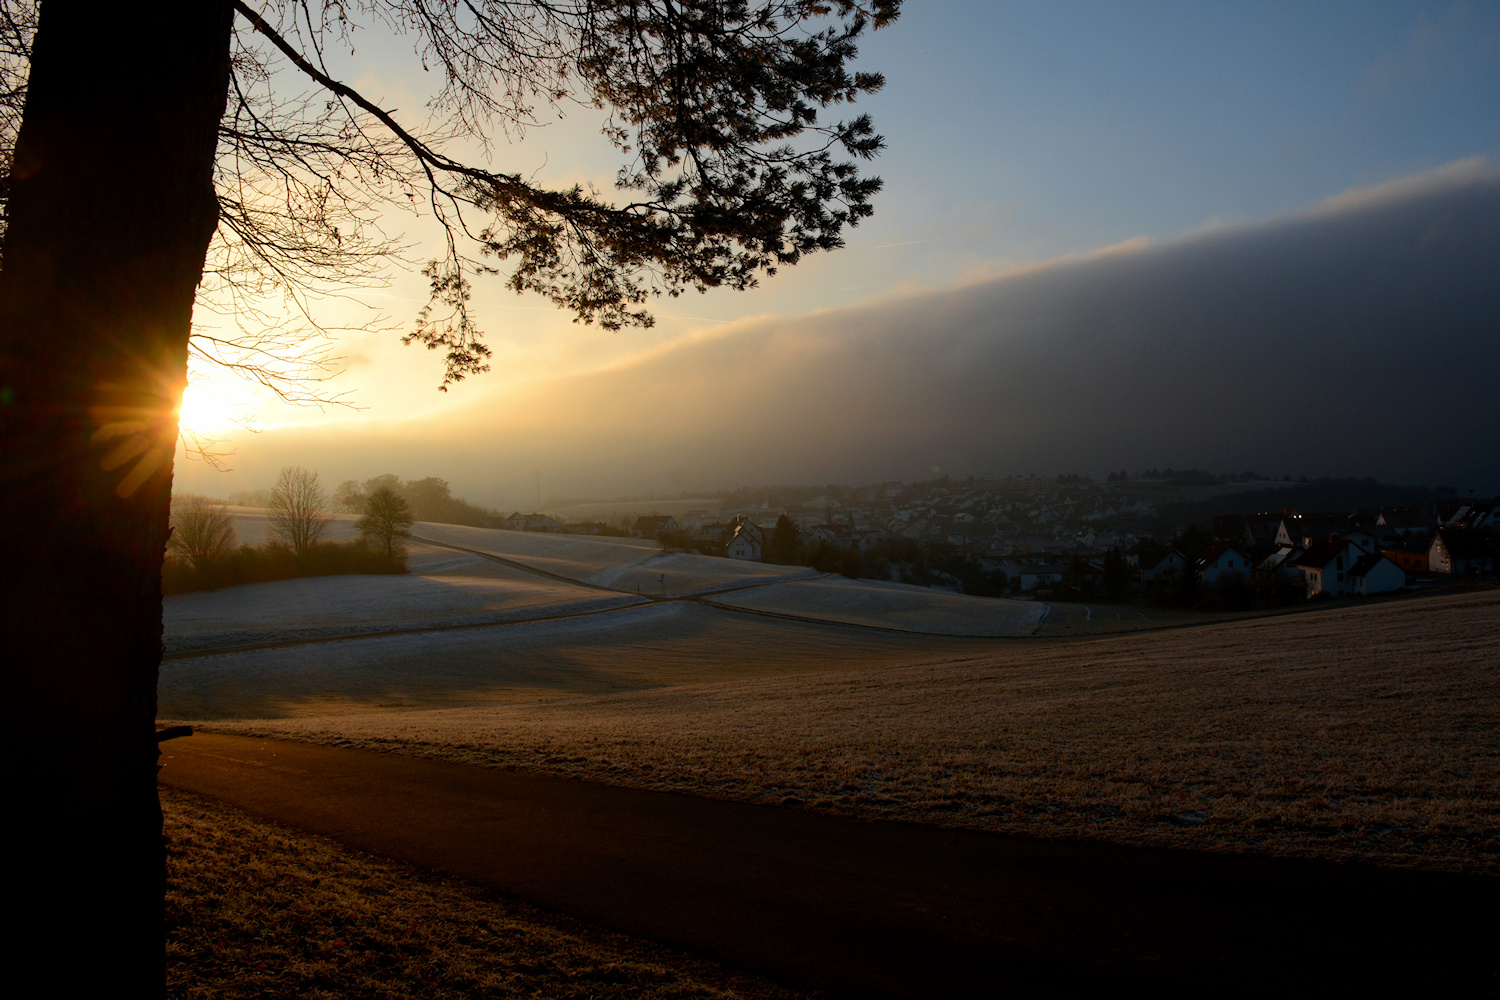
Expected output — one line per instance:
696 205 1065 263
162 521 1500 877
164 787 799 1000
411 522 822 595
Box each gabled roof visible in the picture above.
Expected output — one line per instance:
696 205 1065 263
1296 539 1357 570
1258 545 1303 572
727 523 760 548
1349 553 1397 578
1137 548 1183 571
1197 541 1249 567
1377 506 1435 528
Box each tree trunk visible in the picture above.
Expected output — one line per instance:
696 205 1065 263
0 2 232 992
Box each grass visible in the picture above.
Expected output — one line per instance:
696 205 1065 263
164 786 806 1000
204 589 1500 877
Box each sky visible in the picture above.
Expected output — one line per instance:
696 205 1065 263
175 2 1500 506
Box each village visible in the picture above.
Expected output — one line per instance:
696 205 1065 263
489 473 1499 606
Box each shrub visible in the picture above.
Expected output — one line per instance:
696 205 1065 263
162 539 408 596
168 495 237 573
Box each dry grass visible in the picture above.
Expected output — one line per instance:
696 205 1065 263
707 576 1047 635
164 786 807 1000
211 590 1500 876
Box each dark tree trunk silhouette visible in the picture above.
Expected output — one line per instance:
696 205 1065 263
0 3 898 990
0 3 232 993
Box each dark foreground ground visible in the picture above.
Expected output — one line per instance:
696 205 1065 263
161 733 1498 998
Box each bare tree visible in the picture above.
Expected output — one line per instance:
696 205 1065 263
167 494 239 572
266 465 329 554
358 486 414 559
333 478 366 513
0 2 900 991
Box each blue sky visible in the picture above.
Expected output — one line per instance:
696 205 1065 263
179 2 1500 499
853 2 1499 265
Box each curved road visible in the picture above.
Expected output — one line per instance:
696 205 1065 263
160 732 1497 998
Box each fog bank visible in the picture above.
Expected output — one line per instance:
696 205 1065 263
179 162 1500 506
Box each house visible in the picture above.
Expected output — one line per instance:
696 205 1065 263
1466 501 1499 530
1348 553 1405 595
1213 514 1281 551
1336 528 1381 556
1257 544 1305 582
1380 536 1430 573
810 523 853 549
1276 511 1351 548
632 514 679 540
1295 539 1364 597
1376 506 1435 536
725 523 763 561
1441 500 1499 530
1134 548 1182 587
497 511 559 531
1428 528 1494 576
1197 542 1252 587
726 515 766 547
1018 565 1067 591
1273 518 1300 548
1128 545 1184 584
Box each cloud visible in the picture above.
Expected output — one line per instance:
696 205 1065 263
184 162 1500 505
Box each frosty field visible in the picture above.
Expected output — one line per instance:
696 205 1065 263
163 521 1500 876
410 522 822 595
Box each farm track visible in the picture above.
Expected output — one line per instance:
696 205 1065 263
160 731 1499 998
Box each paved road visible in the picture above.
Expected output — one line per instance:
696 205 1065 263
160 733 1497 998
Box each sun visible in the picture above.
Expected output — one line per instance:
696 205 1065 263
176 382 241 435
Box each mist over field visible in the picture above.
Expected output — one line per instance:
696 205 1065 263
182 163 1500 505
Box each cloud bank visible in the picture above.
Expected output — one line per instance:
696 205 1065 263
190 161 1500 505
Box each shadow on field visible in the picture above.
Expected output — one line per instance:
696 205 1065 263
159 602 990 719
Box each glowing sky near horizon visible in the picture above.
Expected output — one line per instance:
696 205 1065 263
176 2 1500 502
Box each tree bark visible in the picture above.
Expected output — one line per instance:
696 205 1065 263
0 2 232 991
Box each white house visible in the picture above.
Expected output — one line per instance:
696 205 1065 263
1295 539 1363 597
725 524 762 561
1428 527 1494 576
1197 542 1252 587
1133 547 1184 584
728 514 766 547
632 514 680 539
1257 545 1305 582
1348 553 1405 595
1336 528 1381 556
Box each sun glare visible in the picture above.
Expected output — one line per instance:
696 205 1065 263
176 383 241 435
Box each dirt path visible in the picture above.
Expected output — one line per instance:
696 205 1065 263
159 732 1496 998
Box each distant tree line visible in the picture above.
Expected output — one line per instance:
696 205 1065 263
333 474 497 527
165 467 409 594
